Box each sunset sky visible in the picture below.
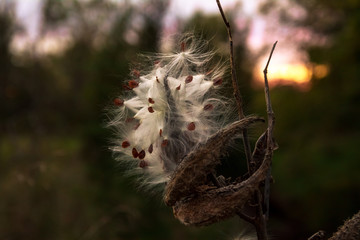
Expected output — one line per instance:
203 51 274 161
12 0 323 86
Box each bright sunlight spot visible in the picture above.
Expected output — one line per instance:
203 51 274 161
255 62 330 89
255 63 316 87
269 64 312 83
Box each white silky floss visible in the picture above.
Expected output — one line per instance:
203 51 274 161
108 35 229 189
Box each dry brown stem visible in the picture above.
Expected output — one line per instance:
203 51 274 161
308 230 326 240
215 1 277 239
163 2 277 238
215 0 253 173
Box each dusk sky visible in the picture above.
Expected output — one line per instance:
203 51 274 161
12 0 322 85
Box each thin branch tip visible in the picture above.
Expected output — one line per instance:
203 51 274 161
264 41 278 73
215 1 276 239
216 0 230 27
216 0 253 172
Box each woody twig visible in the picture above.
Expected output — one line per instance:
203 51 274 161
216 1 277 239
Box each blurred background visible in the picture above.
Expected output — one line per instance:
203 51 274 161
1 0 359 239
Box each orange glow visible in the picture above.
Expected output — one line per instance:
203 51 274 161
313 64 329 79
255 62 330 89
256 63 312 85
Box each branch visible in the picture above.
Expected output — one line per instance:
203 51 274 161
237 211 256 225
262 41 277 220
263 41 277 116
216 2 278 240
216 0 253 175
252 41 278 240
308 231 326 240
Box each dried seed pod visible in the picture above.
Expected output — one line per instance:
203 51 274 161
251 132 268 172
164 116 264 206
171 126 273 226
172 156 270 226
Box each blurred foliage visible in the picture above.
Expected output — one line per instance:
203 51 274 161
1 0 359 240
252 0 360 239
0 1 241 239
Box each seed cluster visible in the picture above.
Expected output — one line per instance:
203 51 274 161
108 35 228 186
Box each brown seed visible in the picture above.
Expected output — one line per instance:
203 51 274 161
185 75 193 84
213 78 223 86
148 144 153 153
134 123 140 130
203 104 214 111
123 85 132 91
125 117 134 123
132 69 140 78
113 98 124 106
148 98 155 104
122 141 130 148
139 160 148 168
187 122 196 131
159 129 163 137
162 139 168 147
181 42 186 52
176 85 181 90
148 107 154 113
156 76 160 83
132 148 139 158
128 80 139 88
138 150 146 159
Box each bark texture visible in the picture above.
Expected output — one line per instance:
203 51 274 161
164 116 264 207
163 116 275 226
328 210 360 240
